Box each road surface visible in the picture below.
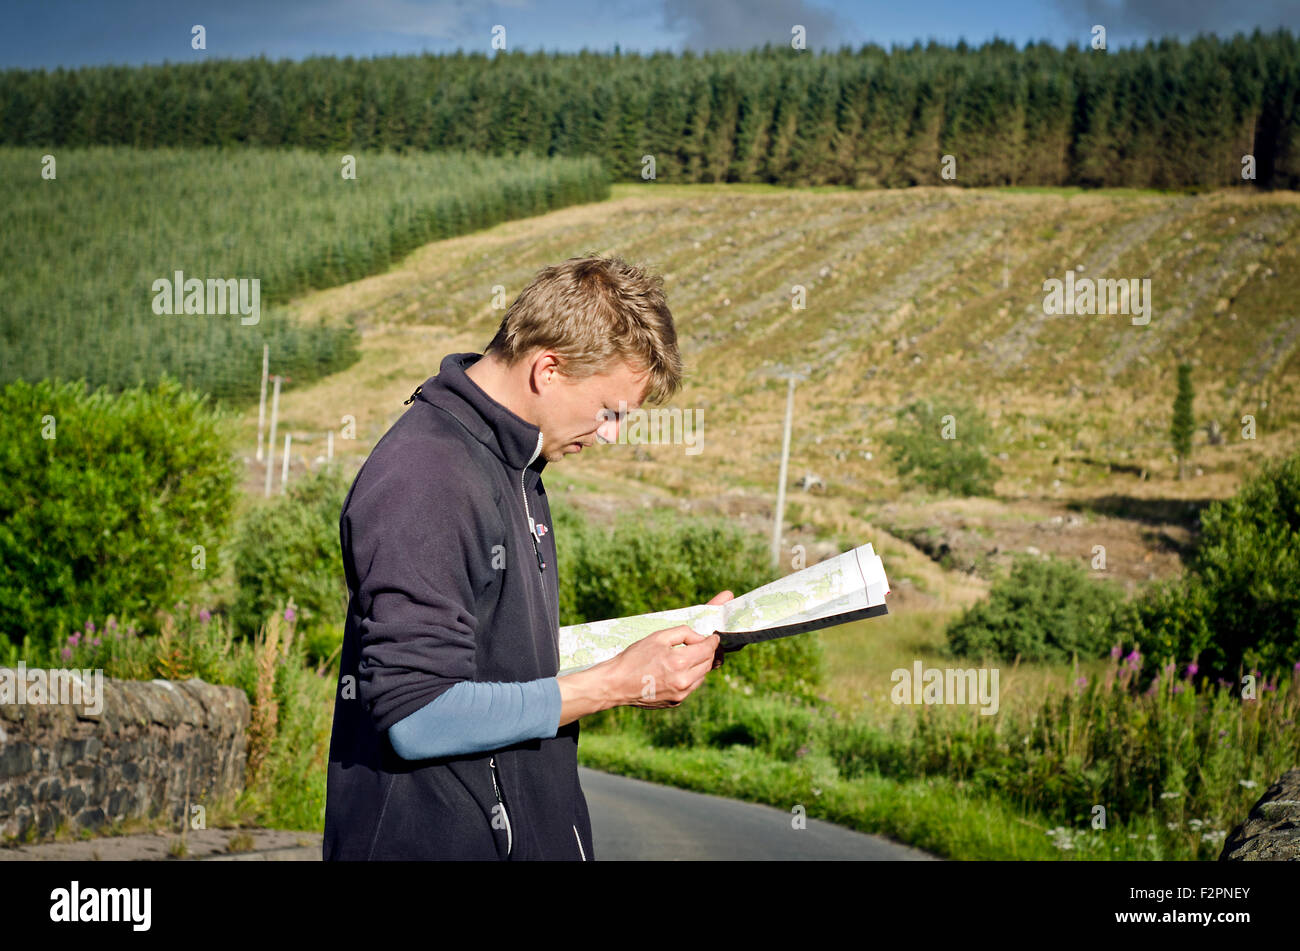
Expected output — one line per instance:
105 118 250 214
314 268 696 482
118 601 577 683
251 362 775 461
580 767 936 860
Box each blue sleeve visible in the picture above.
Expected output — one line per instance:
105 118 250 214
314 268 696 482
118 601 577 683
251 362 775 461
387 677 562 760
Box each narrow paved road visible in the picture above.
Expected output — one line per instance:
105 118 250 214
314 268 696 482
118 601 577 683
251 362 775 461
580 767 937 860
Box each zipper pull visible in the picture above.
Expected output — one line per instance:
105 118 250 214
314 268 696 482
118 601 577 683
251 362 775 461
528 517 546 571
403 384 423 405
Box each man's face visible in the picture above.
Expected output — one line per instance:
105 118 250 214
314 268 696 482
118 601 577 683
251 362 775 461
535 357 649 463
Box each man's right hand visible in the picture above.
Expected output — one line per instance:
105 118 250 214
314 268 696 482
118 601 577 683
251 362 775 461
555 590 735 726
610 624 721 709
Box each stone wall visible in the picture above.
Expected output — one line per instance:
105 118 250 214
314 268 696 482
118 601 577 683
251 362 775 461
0 672 249 842
1220 768 1300 861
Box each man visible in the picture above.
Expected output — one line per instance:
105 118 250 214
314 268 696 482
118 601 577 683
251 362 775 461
323 254 732 860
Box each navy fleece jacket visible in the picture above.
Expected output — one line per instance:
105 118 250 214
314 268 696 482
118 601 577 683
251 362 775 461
323 351 593 861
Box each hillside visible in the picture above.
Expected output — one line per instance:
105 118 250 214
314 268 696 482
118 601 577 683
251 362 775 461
241 183 1300 646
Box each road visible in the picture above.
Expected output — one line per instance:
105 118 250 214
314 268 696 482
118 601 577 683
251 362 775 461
579 767 937 860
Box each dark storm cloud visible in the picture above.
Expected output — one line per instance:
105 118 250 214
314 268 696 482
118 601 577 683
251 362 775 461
1058 0 1300 39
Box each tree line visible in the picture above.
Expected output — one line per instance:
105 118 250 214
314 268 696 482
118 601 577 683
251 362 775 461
2 32 1297 190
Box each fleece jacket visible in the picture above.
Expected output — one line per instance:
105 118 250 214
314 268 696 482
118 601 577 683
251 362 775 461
323 351 593 861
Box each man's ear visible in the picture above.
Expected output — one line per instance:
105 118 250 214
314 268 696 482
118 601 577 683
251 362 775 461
527 350 561 395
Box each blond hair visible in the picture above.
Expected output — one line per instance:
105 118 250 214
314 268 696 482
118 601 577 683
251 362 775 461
484 254 683 405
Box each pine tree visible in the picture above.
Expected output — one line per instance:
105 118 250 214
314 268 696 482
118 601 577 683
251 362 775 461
1171 363 1195 480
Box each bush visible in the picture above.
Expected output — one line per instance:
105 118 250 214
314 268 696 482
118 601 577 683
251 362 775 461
881 397 1000 496
1113 451 1300 679
1107 576 1214 677
230 464 350 656
0 377 238 655
551 498 826 698
944 554 1127 663
1188 451 1300 675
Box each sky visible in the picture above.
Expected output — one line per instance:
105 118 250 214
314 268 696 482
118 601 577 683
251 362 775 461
2 0 1298 69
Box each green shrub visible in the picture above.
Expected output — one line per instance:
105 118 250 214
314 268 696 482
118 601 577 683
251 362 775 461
552 500 775 621
588 678 826 760
552 498 825 697
944 554 1127 663
230 464 350 656
881 397 1000 496
1107 575 1214 677
1113 451 1300 679
0 377 238 654
1188 451 1300 675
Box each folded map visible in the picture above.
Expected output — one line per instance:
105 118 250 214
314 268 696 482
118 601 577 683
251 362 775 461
556 542 890 676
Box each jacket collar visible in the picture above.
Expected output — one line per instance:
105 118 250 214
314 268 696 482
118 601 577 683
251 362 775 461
412 352 546 473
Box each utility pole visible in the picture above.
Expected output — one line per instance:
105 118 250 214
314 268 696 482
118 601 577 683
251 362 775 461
771 374 802 569
256 344 269 461
264 375 281 499
281 433 292 493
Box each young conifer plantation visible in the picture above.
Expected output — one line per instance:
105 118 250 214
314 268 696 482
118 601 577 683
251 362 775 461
0 147 608 398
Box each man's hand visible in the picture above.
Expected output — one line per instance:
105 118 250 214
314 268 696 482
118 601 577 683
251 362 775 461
613 589 734 709
554 590 735 726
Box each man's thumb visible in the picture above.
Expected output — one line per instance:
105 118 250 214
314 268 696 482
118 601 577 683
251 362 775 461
663 624 717 646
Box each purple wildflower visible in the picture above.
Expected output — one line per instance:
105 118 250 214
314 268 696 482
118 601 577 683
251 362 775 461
284 606 296 623
85 620 95 633
1173 684 1184 694
199 608 211 624
92 637 100 647
60 647 72 660
1186 662 1198 679
69 632 80 646
1110 644 1122 660
1075 676 1088 688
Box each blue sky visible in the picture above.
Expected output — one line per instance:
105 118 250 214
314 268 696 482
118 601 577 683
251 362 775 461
3 0 1298 68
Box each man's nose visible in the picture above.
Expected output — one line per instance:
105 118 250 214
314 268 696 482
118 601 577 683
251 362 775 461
594 413 620 444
